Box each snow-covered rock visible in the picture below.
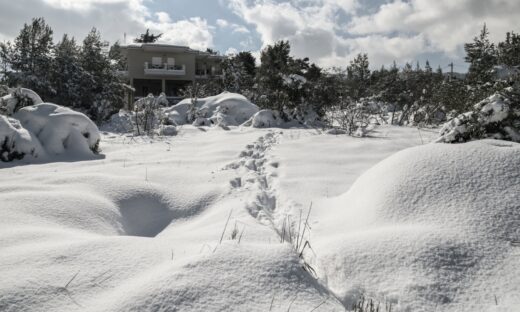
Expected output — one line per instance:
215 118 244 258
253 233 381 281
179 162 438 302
164 92 259 127
15 103 101 156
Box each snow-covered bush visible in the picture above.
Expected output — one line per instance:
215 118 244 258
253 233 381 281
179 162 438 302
327 98 376 136
0 115 43 161
164 92 259 127
437 90 520 143
105 109 134 133
0 87 43 115
242 109 283 128
133 93 168 135
15 103 101 155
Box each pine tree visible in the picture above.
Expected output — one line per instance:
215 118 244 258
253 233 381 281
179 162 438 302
81 28 128 122
134 29 162 43
108 41 127 71
236 51 256 77
4 17 55 98
346 53 370 100
497 31 520 66
51 34 86 108
464 24 497 85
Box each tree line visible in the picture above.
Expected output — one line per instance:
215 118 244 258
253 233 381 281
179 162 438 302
0 18 129 123
1 18 519 131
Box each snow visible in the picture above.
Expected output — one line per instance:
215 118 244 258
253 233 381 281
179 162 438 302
15 103 100 157
437 93 520 143
164 92 259 127
0 115 44 161
301 140 519 311
0 88 43 115
242 109 282 128
1 124 518 311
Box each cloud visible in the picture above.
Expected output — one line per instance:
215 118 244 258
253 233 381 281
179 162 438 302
216 18 229 28
216 18 250 34
348 0 520 54
228 0 520 68
0 0 214 51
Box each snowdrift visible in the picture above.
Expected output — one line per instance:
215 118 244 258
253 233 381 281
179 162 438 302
163 92 259 127
313 140 520 311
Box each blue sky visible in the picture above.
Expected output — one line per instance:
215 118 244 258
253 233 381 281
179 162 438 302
0 0 519 71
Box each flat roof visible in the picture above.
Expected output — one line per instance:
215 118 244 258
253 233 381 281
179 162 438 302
121 43 226 59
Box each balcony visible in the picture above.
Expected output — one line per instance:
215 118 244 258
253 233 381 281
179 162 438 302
144 62 186 76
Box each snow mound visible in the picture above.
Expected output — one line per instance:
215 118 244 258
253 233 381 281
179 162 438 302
14 103 100 156
164 92 259 127
242 109 283 128
0 116 44 161
315 140 520 311
103 109 134 133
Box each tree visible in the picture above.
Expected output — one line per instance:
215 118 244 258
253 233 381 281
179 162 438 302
51 34 86 108
465 24 497 85
346 53 370 100
81 28 128 122
497 31 520 66
236 51 256 77
221 55 252 95
2 17 55 99
108 41 127 71
134 29 162 43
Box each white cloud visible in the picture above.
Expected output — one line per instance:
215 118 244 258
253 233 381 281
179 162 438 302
225 47 238 55
0 0 214 50
349 0 520 54
155 12 172 24
145 17 214 51
216 18 229 28
216 18 250 34
228 0 520 68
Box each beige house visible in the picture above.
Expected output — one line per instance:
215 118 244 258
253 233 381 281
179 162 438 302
120 43 225 103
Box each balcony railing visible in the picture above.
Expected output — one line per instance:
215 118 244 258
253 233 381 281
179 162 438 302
144 62 186 76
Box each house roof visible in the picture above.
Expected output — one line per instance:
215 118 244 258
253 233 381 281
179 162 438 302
121 43 226 59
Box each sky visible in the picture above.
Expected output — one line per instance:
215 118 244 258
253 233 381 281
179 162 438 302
0 0 519 71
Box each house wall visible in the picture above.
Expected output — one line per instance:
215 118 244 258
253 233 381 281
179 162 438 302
125 48 197 81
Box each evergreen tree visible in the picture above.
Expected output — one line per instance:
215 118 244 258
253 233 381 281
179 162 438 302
134 29 162 43
108 41 127 71
51 34 86 107
497 31 520 66
3 17 55 98
221 54 253 95
464 24 497 85
346 53 370 100
235 51 256 77
81 28 128 122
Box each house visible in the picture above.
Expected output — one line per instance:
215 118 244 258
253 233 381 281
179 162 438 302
119 43 226 103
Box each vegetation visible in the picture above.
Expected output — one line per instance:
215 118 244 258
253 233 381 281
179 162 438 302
0 18 130 122
1 19 519 140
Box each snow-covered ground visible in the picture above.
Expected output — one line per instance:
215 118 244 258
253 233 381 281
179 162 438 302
1 125 518 311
